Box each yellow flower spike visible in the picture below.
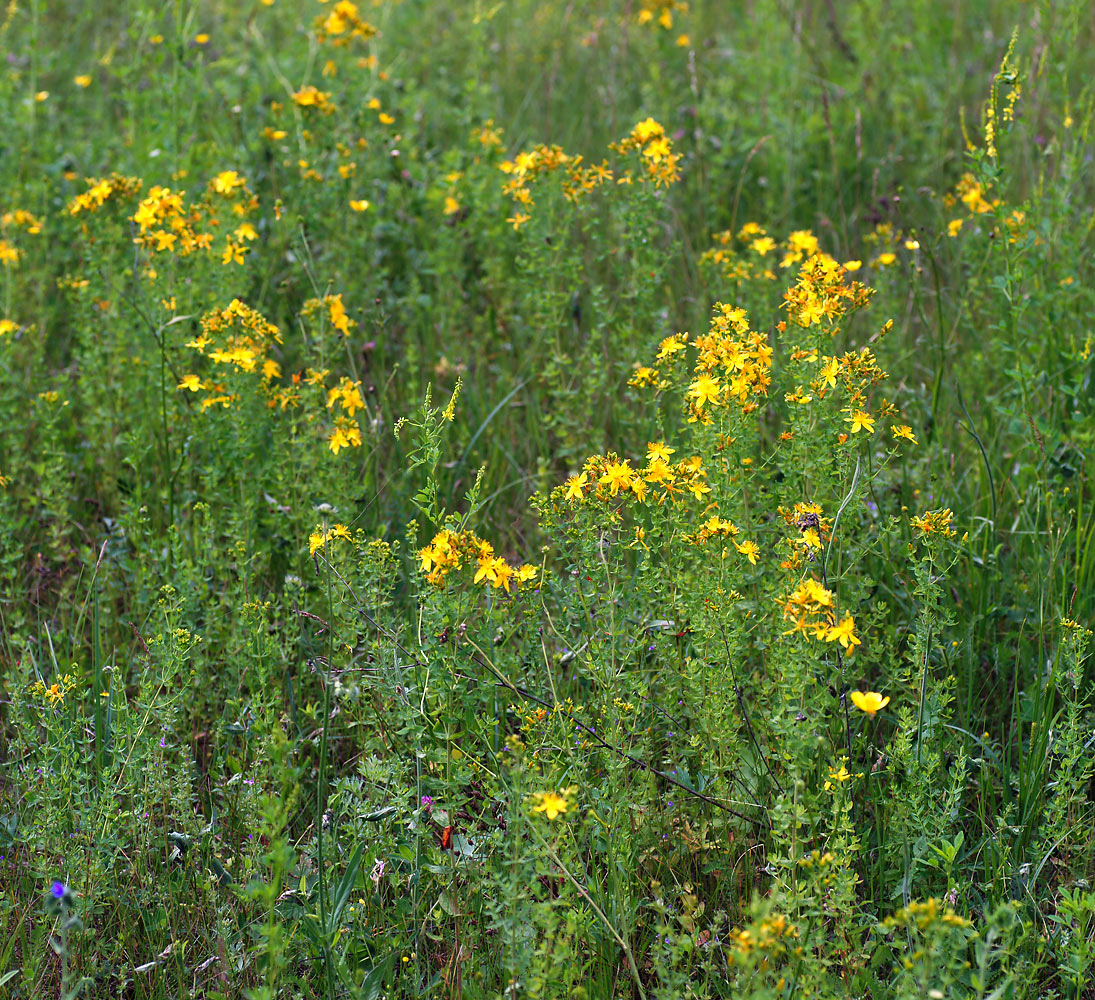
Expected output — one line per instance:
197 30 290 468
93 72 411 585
849 691 890 715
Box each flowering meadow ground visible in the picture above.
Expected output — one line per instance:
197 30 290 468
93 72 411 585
1 1 1094 997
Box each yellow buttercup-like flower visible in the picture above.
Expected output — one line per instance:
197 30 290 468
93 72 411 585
849 691 890 715
531 788 575 821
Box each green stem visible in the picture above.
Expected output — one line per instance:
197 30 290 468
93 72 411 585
317 538 335 998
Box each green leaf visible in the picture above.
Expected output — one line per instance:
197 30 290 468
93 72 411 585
327 841 364 930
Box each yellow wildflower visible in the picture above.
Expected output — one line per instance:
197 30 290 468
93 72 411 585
531 788 574 821
735 539 760 565
688 374 721 410
849 691 890 715
825 615 861 652
846 409 875 434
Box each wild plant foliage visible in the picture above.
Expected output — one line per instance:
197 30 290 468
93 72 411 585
0 2 1093 998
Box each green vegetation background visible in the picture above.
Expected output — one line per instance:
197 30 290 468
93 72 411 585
1 0 1094 997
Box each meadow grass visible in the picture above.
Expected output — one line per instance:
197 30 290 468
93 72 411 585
1 1 1095 997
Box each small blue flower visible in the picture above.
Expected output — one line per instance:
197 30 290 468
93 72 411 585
51 880 67 899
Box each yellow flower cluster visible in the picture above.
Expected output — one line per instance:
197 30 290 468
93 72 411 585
701 222 784 283
558 447 715 508
314 1 378 46
102 171 260 265
29 672 79 707
726 912 799 964
473 119 504 149
983 31 1020 160
182 298 368 453
633 303 773 421
609 117 681 188
302 293 356 337
499 119 679 229
859 221 914 268
775 501 830 570
326 377 365 418
781 253 872 330
0 207 43 267
180 299 283 409
210 169 246 197
194 299 282 373
797 849 837 869
637 0 689 29
419 528 538 593
292 85 335 113
327 416 363 454
945 175 1031 247
521 697 586 734
910 507 956 538
67 173 144 216
780 330 899 447
2 208 43 235
131 184 214 256
702 223 887 287
309 521 355 556
686 514 762 565
823 761 863 791
883 897 971 933
499 143 602 228
951 173 996 216
781 577 861 653
326 377 366 453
